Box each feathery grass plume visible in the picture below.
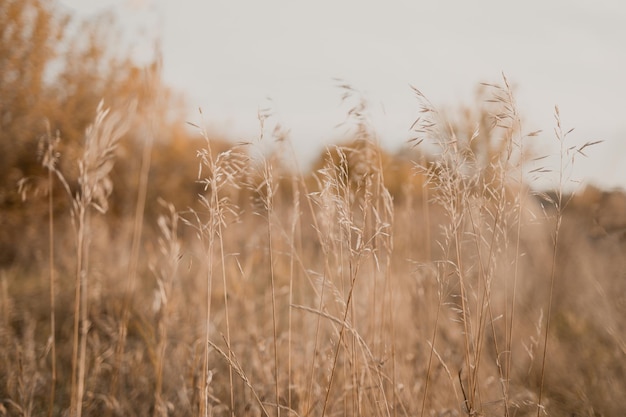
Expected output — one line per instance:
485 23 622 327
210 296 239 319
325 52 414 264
12 123 67 417
184 112 249 417
301 83 394 417
534 107 602 417
16 126 67 417
409 76 539 417
410 85 467 417
480 76 546 416
69 99 135 417
246 104 317 416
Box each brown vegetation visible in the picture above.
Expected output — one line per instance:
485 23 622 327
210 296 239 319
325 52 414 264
1 2 624 417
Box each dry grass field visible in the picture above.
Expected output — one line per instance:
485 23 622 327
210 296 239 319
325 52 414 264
1 73 625 417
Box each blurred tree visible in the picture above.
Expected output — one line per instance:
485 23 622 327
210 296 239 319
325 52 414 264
0 0 68 204
0 0 209 265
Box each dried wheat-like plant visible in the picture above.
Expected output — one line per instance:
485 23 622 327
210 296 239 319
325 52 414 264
410 74 536 417
185 111 249 417
69 100 135 417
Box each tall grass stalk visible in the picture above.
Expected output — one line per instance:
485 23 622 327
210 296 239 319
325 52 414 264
535 107 570 417
21 116 74 417
286 173 300 413
535 107 601 416
264 161 280 417
311 139 393 417
484 75 539 416
281 135 335 417
67 101 132 417
411 76 532 416
470 76 528 417
41 122 60 417
302 196 330 416
259 121 314 414
216 194 235 417
255 109 281 417
410 87 461 416
188 114 247 416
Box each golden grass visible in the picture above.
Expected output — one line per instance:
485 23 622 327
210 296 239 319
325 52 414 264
2 77 624 417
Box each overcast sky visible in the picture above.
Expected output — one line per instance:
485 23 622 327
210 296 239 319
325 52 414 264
60 0 626 189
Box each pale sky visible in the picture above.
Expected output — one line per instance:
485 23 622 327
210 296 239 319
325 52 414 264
60 0 626 189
